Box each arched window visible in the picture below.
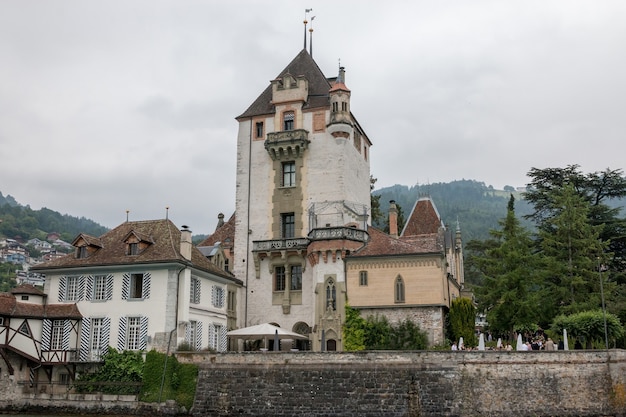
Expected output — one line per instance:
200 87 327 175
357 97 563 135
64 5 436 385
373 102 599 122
395 275 405 303
326 279 336 311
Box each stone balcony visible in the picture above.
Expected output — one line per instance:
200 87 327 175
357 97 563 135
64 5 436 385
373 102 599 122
252 238 310 252
265 129 310 160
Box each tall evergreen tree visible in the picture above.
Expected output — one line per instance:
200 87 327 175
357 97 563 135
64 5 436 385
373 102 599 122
472 195 547 337
538 184 610 315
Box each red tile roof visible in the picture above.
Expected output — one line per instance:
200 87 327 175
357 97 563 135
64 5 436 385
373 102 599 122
199 213 235 249
31 219 240 283
0 292 82 319
401 197 443 236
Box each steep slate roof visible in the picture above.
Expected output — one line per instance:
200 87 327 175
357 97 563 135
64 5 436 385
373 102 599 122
237 49 333 119
349 197 446 258
401 197 444 237
32 219 239 283
199 213 235 249
0 292 82 319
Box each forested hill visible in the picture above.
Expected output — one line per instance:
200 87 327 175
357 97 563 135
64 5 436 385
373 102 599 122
0 191 108 242
373 180 536 243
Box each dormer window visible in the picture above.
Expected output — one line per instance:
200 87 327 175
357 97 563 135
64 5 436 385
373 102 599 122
128 243 139 256
77 246 88 259
123 230 154 256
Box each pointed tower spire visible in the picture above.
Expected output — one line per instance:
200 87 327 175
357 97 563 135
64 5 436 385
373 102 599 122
303 9 312 50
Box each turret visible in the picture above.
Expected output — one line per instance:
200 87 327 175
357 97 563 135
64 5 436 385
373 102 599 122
327 66 353 138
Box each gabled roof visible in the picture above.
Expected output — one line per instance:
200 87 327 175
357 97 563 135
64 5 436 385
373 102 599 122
237 49 332 119
71 233 103 248
0 292 82 319
32 219 240 283
401 197 444 237
11 284 45 296
199 213 235 249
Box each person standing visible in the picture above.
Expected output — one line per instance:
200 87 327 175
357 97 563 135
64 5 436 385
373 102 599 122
544 338 556 351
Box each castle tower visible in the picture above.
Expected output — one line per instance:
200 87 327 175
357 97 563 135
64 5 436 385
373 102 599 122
233 50 372 351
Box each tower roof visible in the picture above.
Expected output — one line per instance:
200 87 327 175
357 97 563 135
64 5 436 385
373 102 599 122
401 197 444 237
237 49 332 119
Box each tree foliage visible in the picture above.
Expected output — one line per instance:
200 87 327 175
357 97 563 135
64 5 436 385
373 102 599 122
448 297 477 347
468 166 626 348
343 305 428 350
76 347 144 394
551 310 624 349
472 195 547 336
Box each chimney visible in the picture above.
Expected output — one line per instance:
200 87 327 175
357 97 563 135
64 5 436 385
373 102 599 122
180 225 192 261
389 200 398 238
216 213 225 230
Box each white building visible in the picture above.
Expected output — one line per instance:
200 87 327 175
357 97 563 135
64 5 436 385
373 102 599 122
232 49 372 351
27 219 241 386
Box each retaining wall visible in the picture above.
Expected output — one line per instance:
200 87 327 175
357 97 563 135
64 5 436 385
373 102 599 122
183 350 626 417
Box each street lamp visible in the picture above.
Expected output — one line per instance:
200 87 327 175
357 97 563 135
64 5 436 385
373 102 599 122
598 258 609 350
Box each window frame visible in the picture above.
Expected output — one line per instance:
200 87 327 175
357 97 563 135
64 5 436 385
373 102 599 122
50 319 64 350
290 265 302 291
359 271 368 286
283 111 294 131
281 213 295 238
282 161 296 187
275 266 286 291
395 276 405 303
126 316 142 350
255 121 264 139
130 273 143 299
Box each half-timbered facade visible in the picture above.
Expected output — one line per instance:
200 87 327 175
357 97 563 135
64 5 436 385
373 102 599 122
0 284 82 390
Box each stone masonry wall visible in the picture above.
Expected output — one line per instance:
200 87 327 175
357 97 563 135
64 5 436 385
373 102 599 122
185 350 626 417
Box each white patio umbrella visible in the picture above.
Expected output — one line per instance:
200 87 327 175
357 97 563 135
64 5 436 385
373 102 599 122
478 333 485 350
496 338 502 349
227 323 308 350
563 329 569 351
516 333 524 350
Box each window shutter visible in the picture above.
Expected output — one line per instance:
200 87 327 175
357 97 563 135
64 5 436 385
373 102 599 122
209 323 216 350
79 318 91 361
196 321 203 351
101 317 111 355
220 288 226 308
117 316 127 351
122 274 130 300
106 275 114 300
194 279 201 304
139 316 148 350
85 275 94 301
58 277 66 302
211 286 217 307
219 325 227 352
42 319 52 351
142 273 151 299
78 276 86 301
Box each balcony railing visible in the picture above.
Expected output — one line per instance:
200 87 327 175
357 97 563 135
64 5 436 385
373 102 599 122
308 226 369 243
253 238 310 252
265 129 310 160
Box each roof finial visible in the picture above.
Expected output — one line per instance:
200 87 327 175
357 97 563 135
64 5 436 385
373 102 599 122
309 16 315 57
303 9 312 50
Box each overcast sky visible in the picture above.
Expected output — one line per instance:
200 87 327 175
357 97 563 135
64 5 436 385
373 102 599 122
1 1 625 234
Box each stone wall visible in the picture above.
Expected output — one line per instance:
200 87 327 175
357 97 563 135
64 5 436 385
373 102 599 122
185 350 626 417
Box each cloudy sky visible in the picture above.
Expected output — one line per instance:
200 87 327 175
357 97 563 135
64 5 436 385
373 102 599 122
1 1 625 234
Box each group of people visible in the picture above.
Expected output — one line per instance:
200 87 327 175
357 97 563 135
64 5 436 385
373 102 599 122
451 329 562 351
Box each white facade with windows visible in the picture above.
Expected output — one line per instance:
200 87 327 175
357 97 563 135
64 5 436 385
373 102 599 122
33 219 241 364
232 50 372 351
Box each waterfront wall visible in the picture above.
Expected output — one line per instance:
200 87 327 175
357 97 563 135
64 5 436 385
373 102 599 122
184 350 626 417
